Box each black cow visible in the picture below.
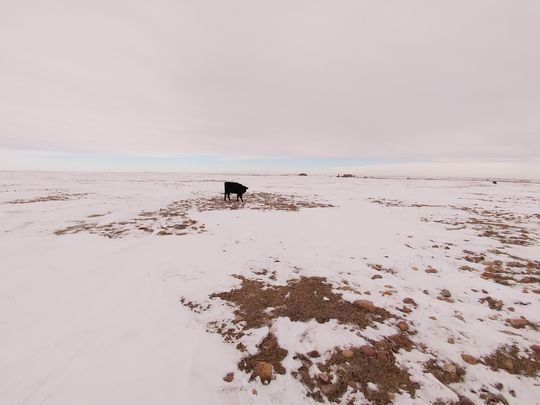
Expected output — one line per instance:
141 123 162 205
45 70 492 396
224 182 248 202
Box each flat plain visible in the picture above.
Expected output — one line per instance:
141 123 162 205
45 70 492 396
1 172 539 404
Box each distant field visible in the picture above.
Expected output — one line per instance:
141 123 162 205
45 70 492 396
1 172 539 404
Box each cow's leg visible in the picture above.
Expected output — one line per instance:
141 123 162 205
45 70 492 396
224 192 226 201
236 194 240 201
239 194 243 202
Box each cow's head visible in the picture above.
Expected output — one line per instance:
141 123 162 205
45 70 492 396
242 186 248 193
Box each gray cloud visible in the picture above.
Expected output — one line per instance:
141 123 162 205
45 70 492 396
1 1 539 173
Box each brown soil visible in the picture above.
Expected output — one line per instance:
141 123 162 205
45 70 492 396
483 345 540 376
55 192 332 238
7 193 87 204
238 333 288 383
293 340 419 404
424 359 466 384
479 296 504 311
55 200 203 238
211 276 391 330
197 192 334 212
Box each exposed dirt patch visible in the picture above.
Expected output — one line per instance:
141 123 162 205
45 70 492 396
211 276 391 330
238 333 288 383
369 198 442 208
55 192 332 237
370 197 539 247
292 340 419 404
55 200 204 238
424 359 466 385
483 345 540 376
197 192 334 212
7 193 88 204
479 296 504 311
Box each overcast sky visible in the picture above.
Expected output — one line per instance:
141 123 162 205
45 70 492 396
1 0 539 177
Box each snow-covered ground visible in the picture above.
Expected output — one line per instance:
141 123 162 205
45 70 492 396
1 172 539 405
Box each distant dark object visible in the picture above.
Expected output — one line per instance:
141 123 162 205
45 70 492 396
224 182 248 202
298 173 308 176
493 180 497 184
340 173 355 178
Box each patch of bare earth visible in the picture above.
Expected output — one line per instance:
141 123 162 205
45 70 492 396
7 193 87 204
210 276 391 330
460 249 540 287
180 274 424 403
424 359 466 385
55 200 203 238
197 192 334 212
293 341 419 404
483 345 540 376
55 192 332 237
369 197 539 247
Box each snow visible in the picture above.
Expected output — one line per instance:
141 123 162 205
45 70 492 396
1 172 539 404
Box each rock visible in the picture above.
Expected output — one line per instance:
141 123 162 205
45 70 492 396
456 397 475 405
318 372 330 383
494 382 503 390
341 349 354 359
425 268 438 273
532 289 540 294
461 354 480 365
503 358 514 371
387 333 413 350
307 350 321 358
254 361 273 383
530 344 540 353
403 297 417 306
359 345 376 356
320 383 339 396
234 314 245 322
507 306 515 312
507 317 529 328
223 372 234 382
396 321 409 332
371 274 383 280
440 289 451 298
443 363 457 374
353 299 377 312
252 388 257 395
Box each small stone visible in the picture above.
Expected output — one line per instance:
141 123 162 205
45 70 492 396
440 289 451 298
425 267 438 273
443 363 457 374
252 388 257 395
341 349 354 359
363 291 371 295
532 289 540 294
318 372 330 383
508 306 515 312
507 317 529 328
503 358 513 370
494 382 503 391
254 361 273 383
320 383 339 396
530 344 540 353
359 345 376 356
223 372 234 382
371 274 383 280
234 314 245 322
353 300 376 312
307 350 321 358
447 337 455 344
396 321 409 332
403 297 417 306
461 353 480 365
